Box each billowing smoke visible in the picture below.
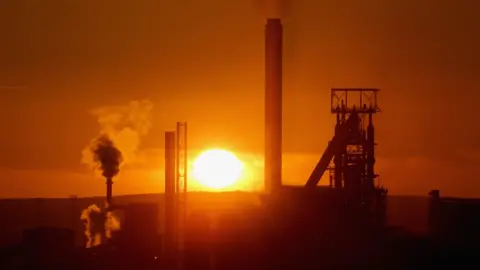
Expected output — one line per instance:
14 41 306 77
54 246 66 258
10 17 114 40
80 204 104 248
79 100 152 247
254 0 290 18
82 100 154 169
105 211 120 239
90 134 123 179
80 204 121 248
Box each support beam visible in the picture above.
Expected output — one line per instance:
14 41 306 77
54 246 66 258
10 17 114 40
165 131 176 258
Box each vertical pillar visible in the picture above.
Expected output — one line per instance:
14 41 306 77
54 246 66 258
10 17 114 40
176 122 188 270
366 111 375 190
106 178 113 207
334 112 342 189
165 131 177 260
265 18 283 193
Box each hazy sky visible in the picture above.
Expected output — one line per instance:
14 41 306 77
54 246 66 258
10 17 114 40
0 0 479 198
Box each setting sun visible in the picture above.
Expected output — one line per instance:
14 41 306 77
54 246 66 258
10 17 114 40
192 149 244 189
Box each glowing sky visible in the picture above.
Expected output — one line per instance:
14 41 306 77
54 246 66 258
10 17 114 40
0 0 479 198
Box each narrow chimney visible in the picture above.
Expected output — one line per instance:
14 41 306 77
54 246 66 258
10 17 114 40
164 131 177 260
105 177 113 244
264 18 283 193
106 177 113 207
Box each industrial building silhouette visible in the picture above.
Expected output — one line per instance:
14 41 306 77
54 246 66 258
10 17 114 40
1 13 479 270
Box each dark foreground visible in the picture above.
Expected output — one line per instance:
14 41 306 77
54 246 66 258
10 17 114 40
1 190 479 269
1 224 478 269
0 191 430 247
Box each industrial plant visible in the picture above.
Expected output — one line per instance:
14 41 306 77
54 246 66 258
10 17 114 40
1 10 479 270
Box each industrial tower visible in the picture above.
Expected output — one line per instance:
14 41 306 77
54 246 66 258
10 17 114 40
175 122 188 263
164 122 188 269
304 89 386 221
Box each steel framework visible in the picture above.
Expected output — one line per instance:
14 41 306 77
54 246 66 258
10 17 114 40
329 89 380 203
305 88 386 222
175 122 188 269
330 88 380 114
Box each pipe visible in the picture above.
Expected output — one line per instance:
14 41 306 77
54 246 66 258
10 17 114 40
264 18 283 193
165 131 177 258
106 177 113 207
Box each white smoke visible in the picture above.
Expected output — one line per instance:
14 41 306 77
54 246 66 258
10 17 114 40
80 205 103 248
80 204 121 248
105 211 121 239
82 100 154 170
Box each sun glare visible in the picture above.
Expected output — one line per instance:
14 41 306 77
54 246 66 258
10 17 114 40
193 149 244 189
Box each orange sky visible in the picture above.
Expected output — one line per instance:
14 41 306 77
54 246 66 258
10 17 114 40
0 0 479 198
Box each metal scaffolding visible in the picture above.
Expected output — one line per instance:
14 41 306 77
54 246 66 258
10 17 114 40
175 122 188 269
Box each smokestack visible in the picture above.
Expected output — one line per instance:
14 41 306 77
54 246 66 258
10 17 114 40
264 18 283 193
106 178 113 207
164 131 177 259
87 134 122 207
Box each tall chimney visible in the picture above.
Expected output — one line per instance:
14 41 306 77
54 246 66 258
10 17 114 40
106 177 113 207
164 131 177 260
264 18 283 193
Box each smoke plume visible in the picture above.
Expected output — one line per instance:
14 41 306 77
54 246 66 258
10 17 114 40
105 211 121 239
82 100 153 168
80 204 105 248
80 204 121 248
254 0 290 18
90 134 123 179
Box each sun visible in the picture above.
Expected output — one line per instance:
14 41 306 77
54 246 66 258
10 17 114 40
193 149 244 189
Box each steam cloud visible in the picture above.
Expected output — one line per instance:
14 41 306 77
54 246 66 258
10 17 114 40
80 205 102 248
80 100 152 247
82 100 154 170
80 204 120 248
105 211 121 239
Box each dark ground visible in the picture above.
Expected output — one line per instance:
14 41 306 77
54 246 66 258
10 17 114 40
0 192 429 248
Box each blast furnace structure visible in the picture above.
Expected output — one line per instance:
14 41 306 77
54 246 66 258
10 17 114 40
304 89 387 219
262 14 387 224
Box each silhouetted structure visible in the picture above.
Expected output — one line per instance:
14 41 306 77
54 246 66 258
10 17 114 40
4 6 480 270
105 178 113 207
164 131 176 262
121 203 160 255
175 121 188 269
22 226 75 269
264 18 283 194
429 190 480 245
90 134 122 208
302 88 387 226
